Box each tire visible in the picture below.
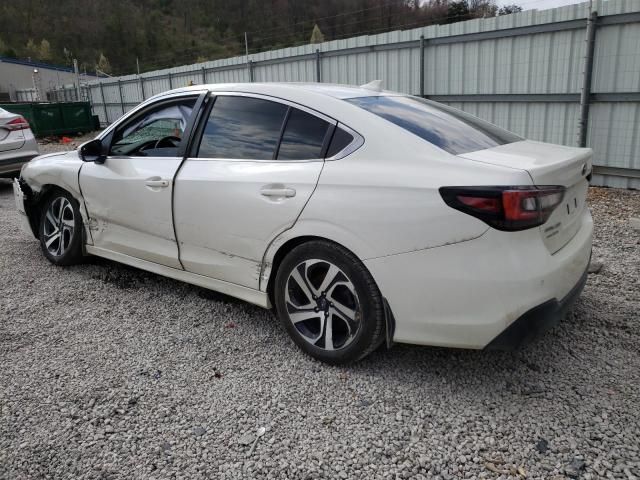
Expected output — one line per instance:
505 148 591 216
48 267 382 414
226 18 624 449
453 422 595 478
38 189 84 266
274 240 385 364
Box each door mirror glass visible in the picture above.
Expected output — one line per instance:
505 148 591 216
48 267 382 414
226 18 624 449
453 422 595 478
80 139 106 164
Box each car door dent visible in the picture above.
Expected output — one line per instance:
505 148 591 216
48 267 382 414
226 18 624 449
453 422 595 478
86 244 270 308
174 157 324 288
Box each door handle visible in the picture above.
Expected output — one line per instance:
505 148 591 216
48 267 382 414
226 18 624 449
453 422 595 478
260 186 296 198
145 179 170 188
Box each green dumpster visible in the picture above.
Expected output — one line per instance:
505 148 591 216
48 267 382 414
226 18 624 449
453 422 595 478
0 102 95 137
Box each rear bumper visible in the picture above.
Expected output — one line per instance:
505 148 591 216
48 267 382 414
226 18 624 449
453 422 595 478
484 260 589 350
0 153 38 176
364 207 593 349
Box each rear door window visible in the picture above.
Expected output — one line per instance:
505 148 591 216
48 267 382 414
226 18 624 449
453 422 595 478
345 96 521 155
277 108 331 160
196 96 288 160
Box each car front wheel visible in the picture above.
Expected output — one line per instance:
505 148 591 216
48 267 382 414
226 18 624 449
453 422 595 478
39 190 84 266
274 240 385 364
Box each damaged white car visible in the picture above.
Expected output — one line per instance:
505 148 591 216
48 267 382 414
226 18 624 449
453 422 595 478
14 82 593 364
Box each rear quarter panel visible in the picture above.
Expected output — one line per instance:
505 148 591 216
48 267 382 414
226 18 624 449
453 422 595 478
291 130 533 261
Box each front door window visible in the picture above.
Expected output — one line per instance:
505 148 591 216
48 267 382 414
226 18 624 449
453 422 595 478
110 101 195 157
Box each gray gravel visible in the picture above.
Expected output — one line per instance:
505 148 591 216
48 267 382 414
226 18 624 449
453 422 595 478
0 173 638 479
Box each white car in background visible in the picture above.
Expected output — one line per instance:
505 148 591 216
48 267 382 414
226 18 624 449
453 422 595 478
0 107 39 178
13 83 593 364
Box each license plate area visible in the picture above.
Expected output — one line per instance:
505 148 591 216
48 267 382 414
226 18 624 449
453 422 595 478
541 180 589 254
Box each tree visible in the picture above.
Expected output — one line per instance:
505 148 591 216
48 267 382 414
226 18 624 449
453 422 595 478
310 23 325 44
25 38 38 59
38 39 51 61
469 0 498 17
96 52 112 74
498 4 523 15
0 0 523 74
63 47 73 66
447 1 471 23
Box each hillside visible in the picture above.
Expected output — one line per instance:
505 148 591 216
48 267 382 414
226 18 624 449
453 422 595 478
0 0 519 76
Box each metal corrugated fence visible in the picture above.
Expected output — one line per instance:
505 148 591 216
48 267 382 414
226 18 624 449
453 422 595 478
87 0 640 189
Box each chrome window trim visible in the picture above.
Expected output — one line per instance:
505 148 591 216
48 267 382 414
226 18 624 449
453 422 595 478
99 89 365 162
325 123 365 161
193 91 336 163
212 91 337 126
97 90 208 140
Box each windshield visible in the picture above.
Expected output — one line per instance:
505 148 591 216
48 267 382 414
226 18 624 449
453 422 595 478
345 95 521 155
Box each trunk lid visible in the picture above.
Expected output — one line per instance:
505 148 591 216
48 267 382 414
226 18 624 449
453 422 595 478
0 112 26 153
460 140 592 254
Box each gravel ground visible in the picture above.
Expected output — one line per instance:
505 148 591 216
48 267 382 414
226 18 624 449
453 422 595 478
36 132 100 155
0 156 638 479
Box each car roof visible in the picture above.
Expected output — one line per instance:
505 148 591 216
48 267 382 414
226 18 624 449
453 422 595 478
159 82 396 100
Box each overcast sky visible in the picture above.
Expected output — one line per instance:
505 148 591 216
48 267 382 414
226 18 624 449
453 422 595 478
496 0 590 10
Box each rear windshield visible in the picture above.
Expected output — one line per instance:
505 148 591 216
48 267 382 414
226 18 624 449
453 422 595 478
345 96 521 155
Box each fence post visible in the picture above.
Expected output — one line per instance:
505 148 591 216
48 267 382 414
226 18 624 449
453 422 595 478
201 67 207 84
117 80 125 115
316 49 321 82
99 82 108 125
168 72 173 89
85 86 95 117
248 60 254 82
419 35 425 97
578 11 598 148
139 76 146 100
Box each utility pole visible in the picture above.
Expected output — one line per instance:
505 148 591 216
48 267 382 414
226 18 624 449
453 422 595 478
136 57 141 75
73 58 81 101
245 32 251 82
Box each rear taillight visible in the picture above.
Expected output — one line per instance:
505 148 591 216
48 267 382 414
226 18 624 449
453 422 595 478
5 116 30 131
439 186 565 231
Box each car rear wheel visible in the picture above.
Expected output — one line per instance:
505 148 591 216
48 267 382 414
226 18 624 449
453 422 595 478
39 190 84 266
274 240 385 364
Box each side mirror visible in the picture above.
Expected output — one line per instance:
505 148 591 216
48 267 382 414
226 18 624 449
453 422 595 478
79 139 107 164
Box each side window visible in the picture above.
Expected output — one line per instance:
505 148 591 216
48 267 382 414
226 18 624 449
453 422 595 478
110 98 195 156
197 96 288 160
276 108 331 160
326 127 355 158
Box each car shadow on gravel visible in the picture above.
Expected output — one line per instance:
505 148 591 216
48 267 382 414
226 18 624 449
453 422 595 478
82 255 585 352
86 256 246 305
0 179 14 190
348 297 605 389
78 253 594 401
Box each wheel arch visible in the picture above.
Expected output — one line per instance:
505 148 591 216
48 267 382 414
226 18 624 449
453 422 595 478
262 232 395 348
23 183 67 239
264 235 328 307
264 234 397 358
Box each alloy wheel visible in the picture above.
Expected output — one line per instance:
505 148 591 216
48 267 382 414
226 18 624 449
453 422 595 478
284 259 362 351
43 197 75 257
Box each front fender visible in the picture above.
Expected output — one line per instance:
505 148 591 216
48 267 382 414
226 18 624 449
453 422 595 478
21 151 83 196
20 151 91 243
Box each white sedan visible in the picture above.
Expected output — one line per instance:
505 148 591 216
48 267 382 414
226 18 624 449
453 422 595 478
14 82 593 364
0 107 39 178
